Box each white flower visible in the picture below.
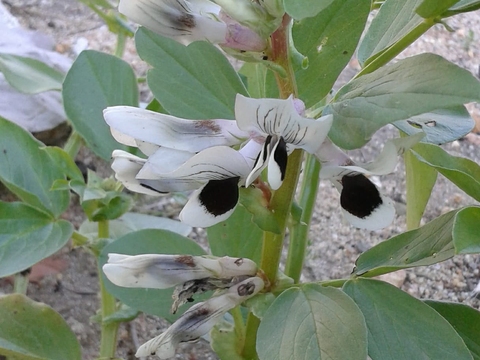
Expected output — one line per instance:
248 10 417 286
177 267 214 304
315 133 424 230
119 0 226 45
104 95 332 226
234 94 333 190
135 276 264 358
103 253 258 289
118 0 267 51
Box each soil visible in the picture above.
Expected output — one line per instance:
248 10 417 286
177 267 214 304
1 1 480 359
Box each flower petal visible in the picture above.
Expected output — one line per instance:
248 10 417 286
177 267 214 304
339 174 395 230
179 177 240 227
139 146 251 182
119 0 227 45
319 133 425 179
234 94 332 153
104 106 246 152
111 150 162 196
267 136 287 190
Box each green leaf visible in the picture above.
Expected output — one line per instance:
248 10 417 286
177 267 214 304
416 0 460 18
257 284 367 360
284 0 335 19
43 147 85 183
79 212 192 240
448 0 480 12
63 50 138 160
425 300 480 360
292 0 370 107
357 0 423 66
207 203 263 264
343 279 473 360
211 320 244 360
394 106 474 145
354 210 457 277
411 143 480 202
99 229 206 322
453 207 480 254
0 117 70 217
238 63 279 99
327 54 480 149
0 294 81 360
103 304 139 325
404 144 438 229
0 202 73 277
0 53 64 94
135 27 248 119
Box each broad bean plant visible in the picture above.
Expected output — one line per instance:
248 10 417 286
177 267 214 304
1 0 480 359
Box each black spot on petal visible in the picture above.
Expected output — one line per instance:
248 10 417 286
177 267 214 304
273 136 288 181
199 177 240 216
340 174 382 218
139 181 168 194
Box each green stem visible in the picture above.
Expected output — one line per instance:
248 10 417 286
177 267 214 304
63 131 83 159
285 154 321 283
114 32 127 58
353 19 434 79
72 231 89 247
243 14 301 359
231 306 246 354
97 220 119 359
13 272 29 294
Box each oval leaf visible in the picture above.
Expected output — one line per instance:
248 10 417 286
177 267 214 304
63 50 138 160
99 229 206 322
0 202 73 277
416 0 460 18
411 143 480 202
394 106 474 145
257 284 367 360
0 53 64 94
453 206 480 254
292 0 370 107
0 117 70 217
135 27 248 119
343 279 473 360
327 53 480 149
0 294 81 360
425 300 480 360
354 210 457 277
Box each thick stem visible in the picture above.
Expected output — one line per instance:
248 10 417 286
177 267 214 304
97 220 119 359
231 306 246 353
13 271 30 294
242 14 302 360
115 32 127 58
285 154 321 283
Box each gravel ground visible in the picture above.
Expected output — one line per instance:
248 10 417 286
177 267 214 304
1 1 480 359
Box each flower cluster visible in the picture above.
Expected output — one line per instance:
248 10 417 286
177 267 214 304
104 93 420 230
103 254 263 358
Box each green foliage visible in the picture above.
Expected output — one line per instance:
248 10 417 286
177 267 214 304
257 284 367 360
292 0 370 107
0 202 72 277
343 279 473 360
327 54 480 149
207 203 264 264
0 53 64 94
63 50 139 160
283 0 334 20
0 294 81 360
135 27 248 119
425 300 480 359
0 117 70 217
